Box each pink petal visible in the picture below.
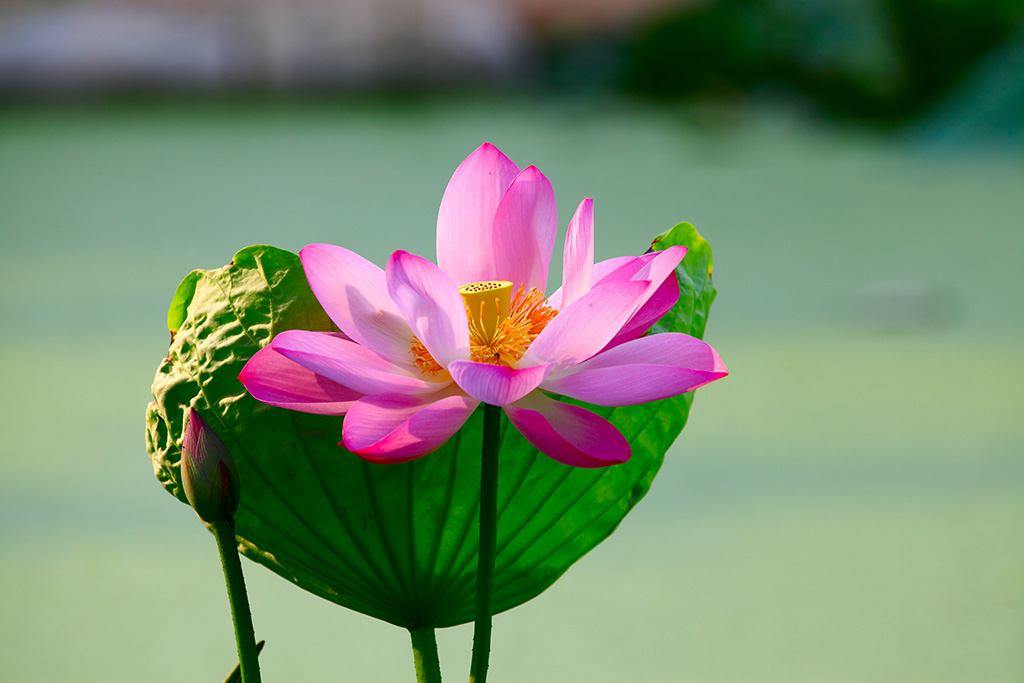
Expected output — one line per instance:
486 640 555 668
343 391 479 463
520 279 649 368
600 246 687 290
592 255 643 285
547 255 634 310
541 333 728 405
559 198 594 308
636 245 687 288
504 392 630 467
436 143 521 287
491 166 558 293
239 343 363 415
447 360 553 406
300 244 413 367
271 329 442 396
603 271 679 349
594 245 688 348
386 251 470 369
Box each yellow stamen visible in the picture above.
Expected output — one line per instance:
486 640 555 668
411 337 444 376
411 281 557 375
471 285 558 366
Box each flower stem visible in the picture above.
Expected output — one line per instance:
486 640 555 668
469 403 501 683
211 519 263 683
410 626 442 683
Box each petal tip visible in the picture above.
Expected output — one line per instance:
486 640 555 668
470 141 512 164
298 242 330 261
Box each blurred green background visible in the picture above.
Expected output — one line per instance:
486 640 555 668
1 0 1023 680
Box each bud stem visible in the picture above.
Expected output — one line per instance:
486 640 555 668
211 519 263 683
409 625 442 682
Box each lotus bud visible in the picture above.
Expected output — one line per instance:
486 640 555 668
181 407 240 523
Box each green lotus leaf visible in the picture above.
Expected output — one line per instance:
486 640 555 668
146 222 716 628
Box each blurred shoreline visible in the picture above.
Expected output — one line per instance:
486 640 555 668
2 0 1023 151
0 0 537 94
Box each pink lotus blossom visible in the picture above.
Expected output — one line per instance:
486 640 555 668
239 143 726 467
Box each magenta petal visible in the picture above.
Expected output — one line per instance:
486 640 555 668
342 391 479 463
581 331 727 371
436 143 521 287
592 255 643 284
603 271 680 349
239 344 363 415
447 360 553 406
505 392 630 467
300 244 413 366
595 245 688 348
559 198 594 308
548 255 634 310
386 251 470 369
542 333 728 405
601 246 687 289
491 166 558 293
638 245 688 284
271 329 441 396
591 255 645 287
521 279 649 367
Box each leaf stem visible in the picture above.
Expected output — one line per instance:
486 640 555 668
469 403 501 683
410 626 443 683
211 519 263 683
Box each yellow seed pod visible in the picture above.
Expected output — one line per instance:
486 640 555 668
458 280 512 343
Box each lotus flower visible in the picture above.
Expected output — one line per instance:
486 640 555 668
239 143 726 467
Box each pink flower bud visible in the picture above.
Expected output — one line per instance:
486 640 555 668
181 408 240 523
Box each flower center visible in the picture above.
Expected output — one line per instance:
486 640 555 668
411 280 558 375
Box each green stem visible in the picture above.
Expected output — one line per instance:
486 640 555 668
211 519 263 683
469 403 501 683
409 626 442 683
